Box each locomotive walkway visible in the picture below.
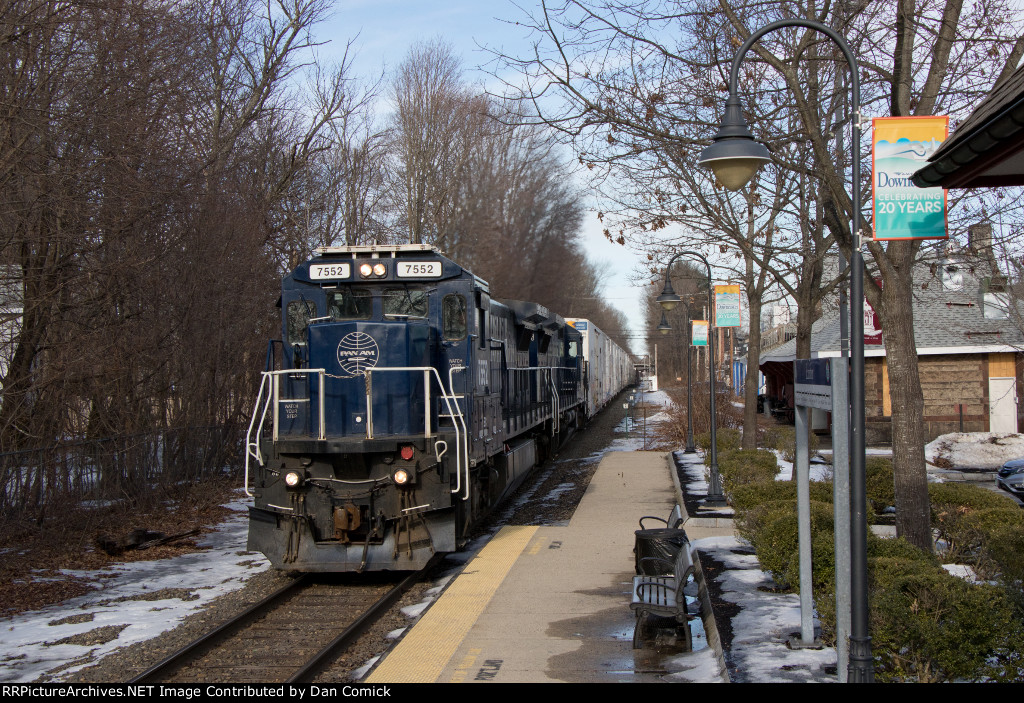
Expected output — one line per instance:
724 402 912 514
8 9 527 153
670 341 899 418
365 450 735 683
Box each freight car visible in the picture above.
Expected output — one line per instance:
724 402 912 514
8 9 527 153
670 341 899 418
566 318 634 418
244 244 632 572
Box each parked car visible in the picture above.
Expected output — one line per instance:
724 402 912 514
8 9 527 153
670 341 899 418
996 457 1024 497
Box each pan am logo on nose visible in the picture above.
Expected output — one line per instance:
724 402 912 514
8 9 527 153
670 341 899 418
336 332 379 376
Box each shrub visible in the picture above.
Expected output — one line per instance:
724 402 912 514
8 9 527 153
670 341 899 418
784 527 837 597
761 424 822 462
867 533 938 565
813 534 937 647
929 481 1018 515
746 499 834 588
729 479 833 514
869 557 1024 682
929 482 1020 561
695 427 741 455
717 449 778 491
761 425 789 451
864 456 895 514
979 525 1024 614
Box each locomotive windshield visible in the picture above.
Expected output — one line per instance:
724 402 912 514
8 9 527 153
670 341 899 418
383 288 428 318
327 289 372 320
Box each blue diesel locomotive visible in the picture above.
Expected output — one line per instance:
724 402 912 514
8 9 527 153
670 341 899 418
244 244 631 572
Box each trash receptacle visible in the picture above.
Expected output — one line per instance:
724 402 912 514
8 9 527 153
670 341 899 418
634 527 689 575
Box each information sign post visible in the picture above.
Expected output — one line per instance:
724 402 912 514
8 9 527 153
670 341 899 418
793 359 832 648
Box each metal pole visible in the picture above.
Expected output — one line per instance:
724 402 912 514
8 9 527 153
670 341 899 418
724 18 871 681
702 259 725 506
686 303 696 453
795 403 815 644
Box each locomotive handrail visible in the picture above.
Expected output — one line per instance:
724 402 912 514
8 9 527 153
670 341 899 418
243 369 327 497
242 368 325 495
448 366 470 501
243 373 273 497
362 365 469 500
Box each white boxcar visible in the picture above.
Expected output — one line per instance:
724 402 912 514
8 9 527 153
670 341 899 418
566 318 633 418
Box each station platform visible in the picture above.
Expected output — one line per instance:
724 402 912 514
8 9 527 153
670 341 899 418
365 450 735 684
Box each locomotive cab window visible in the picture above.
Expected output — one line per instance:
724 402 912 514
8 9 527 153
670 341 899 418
443 294 467 340
383 288 428 318
286 300 317 345
328 288 372 320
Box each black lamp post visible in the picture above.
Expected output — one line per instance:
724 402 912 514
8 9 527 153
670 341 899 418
696 18 871 682
657 251 725 506
659 301 698 453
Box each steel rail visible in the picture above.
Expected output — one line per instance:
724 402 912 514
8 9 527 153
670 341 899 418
287 555 442 683
129 573 311 683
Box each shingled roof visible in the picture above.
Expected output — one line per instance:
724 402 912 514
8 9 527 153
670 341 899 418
760 259 1023 363
911 63 1024 188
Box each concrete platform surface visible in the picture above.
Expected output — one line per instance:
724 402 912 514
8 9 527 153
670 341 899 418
366 451 726 683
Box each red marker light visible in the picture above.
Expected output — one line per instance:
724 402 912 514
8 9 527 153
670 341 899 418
400 445 414 461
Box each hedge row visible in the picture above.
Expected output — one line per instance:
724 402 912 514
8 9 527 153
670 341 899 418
716 446 1024 681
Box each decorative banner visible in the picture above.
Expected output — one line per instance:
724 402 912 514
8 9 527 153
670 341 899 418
714 285 742 327
692 320 709 347
872 116 948 240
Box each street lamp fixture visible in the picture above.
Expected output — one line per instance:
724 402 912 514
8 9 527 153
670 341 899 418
698 19 871 682
655 277 682 311
697 95 772 190
657 311 672 334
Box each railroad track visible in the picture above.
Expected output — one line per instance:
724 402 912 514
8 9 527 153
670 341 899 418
130 561 436 684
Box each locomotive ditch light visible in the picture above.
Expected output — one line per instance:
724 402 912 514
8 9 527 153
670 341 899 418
284 471 304 488
392 468 413 486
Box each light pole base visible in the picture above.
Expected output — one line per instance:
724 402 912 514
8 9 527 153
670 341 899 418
702 494 728 508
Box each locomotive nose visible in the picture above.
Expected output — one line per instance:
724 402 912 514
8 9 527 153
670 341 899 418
308 321 429 437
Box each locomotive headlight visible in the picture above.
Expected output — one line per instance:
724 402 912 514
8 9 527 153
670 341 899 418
392 468 411 485
372 262 387 277
359 263 373 278
284 471 303 488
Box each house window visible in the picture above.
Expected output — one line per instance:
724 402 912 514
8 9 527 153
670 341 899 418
941 265 963 291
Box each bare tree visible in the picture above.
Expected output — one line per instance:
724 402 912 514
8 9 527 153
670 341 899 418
495 0 1024 550
0 0 365 516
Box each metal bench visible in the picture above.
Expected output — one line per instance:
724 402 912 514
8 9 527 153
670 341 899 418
630 543 695 650
638 503 684 530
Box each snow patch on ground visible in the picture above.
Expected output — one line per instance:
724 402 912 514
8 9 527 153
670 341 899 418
0 497 268 683
693 536 836 683
925 432 1024 470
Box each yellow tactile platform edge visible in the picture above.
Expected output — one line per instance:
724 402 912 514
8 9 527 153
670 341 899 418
366 525 538 683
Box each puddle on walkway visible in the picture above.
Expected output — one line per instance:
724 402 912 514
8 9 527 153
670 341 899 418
544 602 709 682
